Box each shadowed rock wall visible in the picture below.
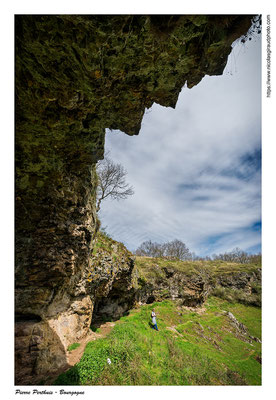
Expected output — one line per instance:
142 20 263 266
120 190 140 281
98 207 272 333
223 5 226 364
15 15 253 384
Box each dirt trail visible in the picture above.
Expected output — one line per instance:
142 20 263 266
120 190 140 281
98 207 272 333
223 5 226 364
42 321 116 385
67 321 116 367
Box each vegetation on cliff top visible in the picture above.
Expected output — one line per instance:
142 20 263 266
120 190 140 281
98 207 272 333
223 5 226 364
54 297 261 385
90 232 261 307
135 255 261 277
135 255 261 307
87 230 133 284
135 239 261 264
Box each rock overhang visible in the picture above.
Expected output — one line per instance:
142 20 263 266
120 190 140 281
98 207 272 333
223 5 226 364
15 14 258 384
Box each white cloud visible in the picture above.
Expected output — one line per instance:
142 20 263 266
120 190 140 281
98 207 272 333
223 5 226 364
100 37 261 256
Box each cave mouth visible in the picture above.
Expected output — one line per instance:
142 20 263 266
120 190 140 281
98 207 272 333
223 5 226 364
91 289 133 328
146 295 156 304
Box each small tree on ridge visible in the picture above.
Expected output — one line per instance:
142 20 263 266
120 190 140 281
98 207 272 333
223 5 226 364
96 155 134 212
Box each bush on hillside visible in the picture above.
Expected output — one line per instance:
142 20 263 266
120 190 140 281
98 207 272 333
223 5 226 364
211 285 261 307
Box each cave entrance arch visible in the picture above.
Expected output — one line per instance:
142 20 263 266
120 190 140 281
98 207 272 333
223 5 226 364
91 284 135 327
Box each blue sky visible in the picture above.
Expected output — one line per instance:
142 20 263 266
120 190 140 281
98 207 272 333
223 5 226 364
99 34 261 257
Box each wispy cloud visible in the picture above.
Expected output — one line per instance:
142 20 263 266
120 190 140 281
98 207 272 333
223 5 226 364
99 37 261 256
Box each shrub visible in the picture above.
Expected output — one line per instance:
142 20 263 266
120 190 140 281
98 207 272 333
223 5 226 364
211 285 261 307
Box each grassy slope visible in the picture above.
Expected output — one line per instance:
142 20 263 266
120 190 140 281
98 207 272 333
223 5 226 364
54 297 261 386
135 256 261 277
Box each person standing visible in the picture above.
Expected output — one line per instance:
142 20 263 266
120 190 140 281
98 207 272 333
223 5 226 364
151 309 159 331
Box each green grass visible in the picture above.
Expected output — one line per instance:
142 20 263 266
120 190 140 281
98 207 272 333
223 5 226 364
67 343 81 352
135 256 261 285
135 256 261 277
93 232 131 256
55 298 261 386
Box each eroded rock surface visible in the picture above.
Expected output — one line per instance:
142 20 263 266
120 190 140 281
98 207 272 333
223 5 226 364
15 15 254 384
134 265 210 307
88 233 135 322
134 256 261 308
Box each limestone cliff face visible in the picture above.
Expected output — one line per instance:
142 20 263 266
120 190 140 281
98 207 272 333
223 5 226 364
134 265 210 307
15 15 254 384
134 257 261 308
88 233 135 322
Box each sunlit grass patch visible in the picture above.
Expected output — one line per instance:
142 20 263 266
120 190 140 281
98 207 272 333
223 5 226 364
54 297 261 386
67 343 80 352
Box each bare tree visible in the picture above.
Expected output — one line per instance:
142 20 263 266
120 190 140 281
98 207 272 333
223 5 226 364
165 239 191 260
96 155 134 212
135 240 155 257
211 247 261 264
135 240 166 258
135 238 192 260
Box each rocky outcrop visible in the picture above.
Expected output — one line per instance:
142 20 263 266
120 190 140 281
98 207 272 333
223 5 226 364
134 257 261 308
209 268 262 306
15 15 254 384
134 265 209 307
213 269 261 293
224 311 261 345
88 233 135 322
